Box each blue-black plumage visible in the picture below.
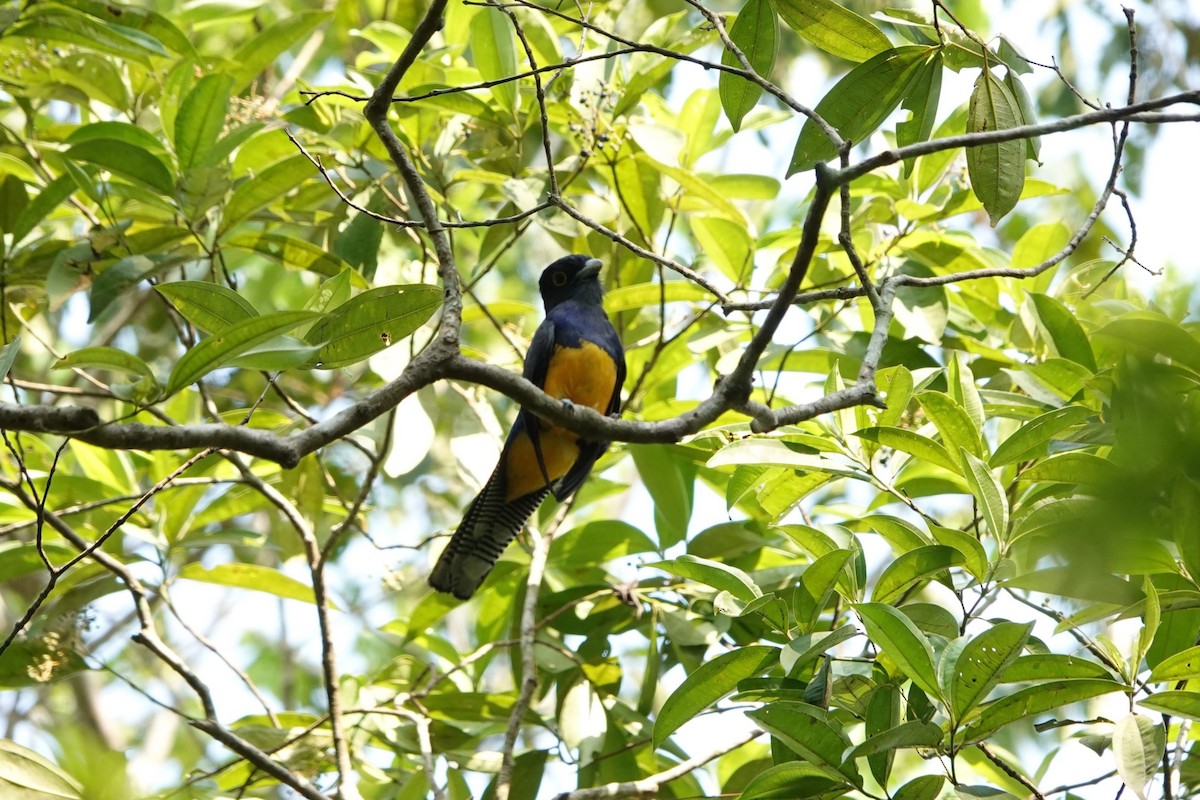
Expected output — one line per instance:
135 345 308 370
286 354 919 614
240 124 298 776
429 255 626 599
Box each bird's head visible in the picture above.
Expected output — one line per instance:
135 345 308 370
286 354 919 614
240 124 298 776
538 255 604 310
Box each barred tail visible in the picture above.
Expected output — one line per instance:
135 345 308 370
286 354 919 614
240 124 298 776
429 465 549 600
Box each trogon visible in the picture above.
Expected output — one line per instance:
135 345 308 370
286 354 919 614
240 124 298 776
429 255 626 600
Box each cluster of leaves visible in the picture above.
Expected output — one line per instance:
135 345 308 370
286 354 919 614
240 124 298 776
0 0 1197 799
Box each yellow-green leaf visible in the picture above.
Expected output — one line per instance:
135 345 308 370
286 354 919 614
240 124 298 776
304 284 442 369
769 0 890 62
156 281 259 334
178 563 321 605
653 645 778 745
166 310 317 394
219 154 313 234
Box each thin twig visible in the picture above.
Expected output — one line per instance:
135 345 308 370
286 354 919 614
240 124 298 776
550 727 761 800
976 741 1046 800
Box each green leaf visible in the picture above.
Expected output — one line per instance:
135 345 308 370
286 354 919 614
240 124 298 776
0 738 82 799
930 526 988 581
611 151 660 239
630 445 694 549
863 685 901 785
843 719 943 761
1004 69 1040 161
793 549 853 632
9 8 168 61
707 439 860 476
470 6 518 114
649 554 761 603
175 73 233 171
1000 654 1114 682
1148 645 1200 682
0 544 77 584
736 763 846 800
156 281 259 334
220 154 314 234
948 351 985 432
166 310 317 395
959 449 1009 541
1003 567 1141 605
691 216 753 282
746 702 860 784
896 50 943 176
781 624 858 674
854 427 959 473
1135 578 1160 678
966 69 1025 225
1018 452 1115 485
946 622 1032 722
1174 481 1200 583
229 11 331 93
877 365 915 428
862 515 931 552
855 603 940 699
1012 222 1071 272
1113 714 1163 800
71 0 194 56
66 139 174 194
178 563 321 605
0 175 29 235
959 679 1130 743
872 545 961 606
227 336 323 371
1029 294 1096 371
653 645 778 746
223 231 353 277
916 391 983 458
304 284 442 369
789 46 935 174
0 337 19 381
11 175 75 243
769 0 891 62
710 173 781 199
990 406 1091 467
67 121 165 155
637 153 745 223
549 521 657 568
86 256 155 323
1138 691 1200 721
894 775 945 800
719 0 779 131
55 346 155 382
604 281 712 313
1095 314 1200 375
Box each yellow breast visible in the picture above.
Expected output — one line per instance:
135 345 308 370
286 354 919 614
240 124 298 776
541 341 618 416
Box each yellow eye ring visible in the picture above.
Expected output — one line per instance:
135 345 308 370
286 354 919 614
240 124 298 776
551 271 568 287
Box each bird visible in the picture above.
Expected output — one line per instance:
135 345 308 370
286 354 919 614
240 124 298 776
429 254 626 600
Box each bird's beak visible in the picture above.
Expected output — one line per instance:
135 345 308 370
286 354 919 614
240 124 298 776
578 258 603 280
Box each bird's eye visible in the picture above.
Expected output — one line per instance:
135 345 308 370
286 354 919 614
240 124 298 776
551 271 568 287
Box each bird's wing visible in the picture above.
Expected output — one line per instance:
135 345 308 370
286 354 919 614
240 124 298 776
520 316 557 492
